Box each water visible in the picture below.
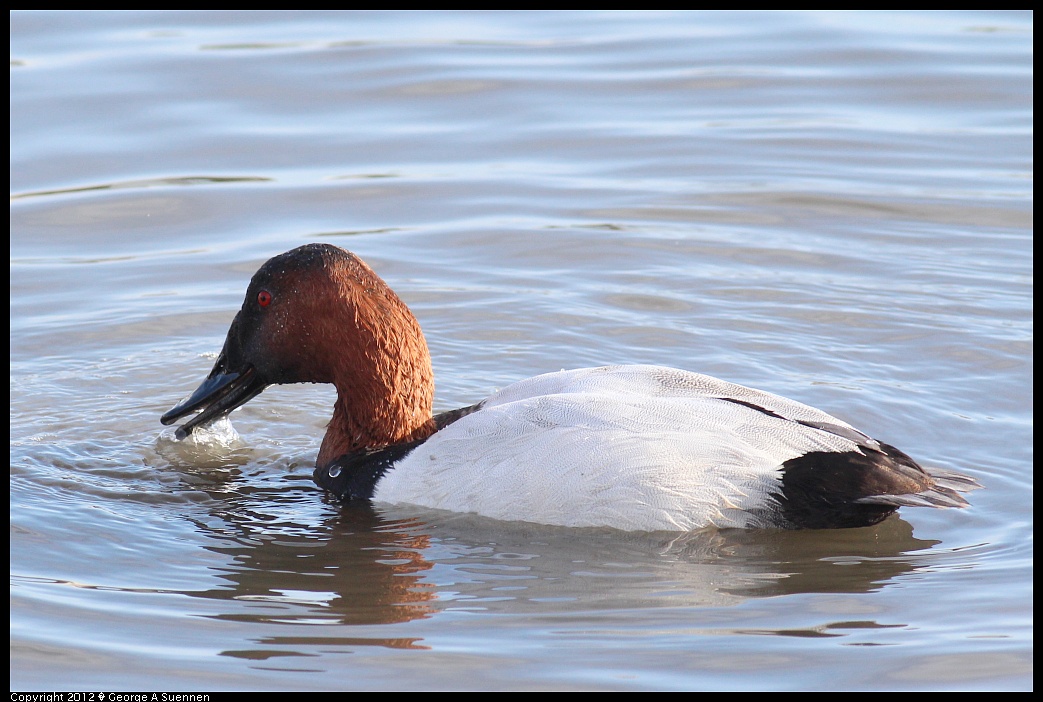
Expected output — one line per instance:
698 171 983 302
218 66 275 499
10 11 1032 690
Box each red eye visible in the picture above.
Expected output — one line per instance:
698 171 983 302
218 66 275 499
257 290 272 308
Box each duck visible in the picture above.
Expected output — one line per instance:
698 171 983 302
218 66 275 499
161 243 979 531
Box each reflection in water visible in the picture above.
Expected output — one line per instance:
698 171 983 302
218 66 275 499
186 496 439 639
373 505 952 605
666 518 946 598
173 460 959 654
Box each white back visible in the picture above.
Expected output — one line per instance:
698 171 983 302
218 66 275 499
375 366 872 531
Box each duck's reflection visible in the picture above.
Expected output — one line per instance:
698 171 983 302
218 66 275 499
185 497 438 635
178 473 953 642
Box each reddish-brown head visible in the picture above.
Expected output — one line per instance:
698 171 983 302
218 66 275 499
162 244 436 467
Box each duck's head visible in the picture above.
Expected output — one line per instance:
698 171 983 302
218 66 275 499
161 244 436 466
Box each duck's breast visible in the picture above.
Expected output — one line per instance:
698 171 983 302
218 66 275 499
373 366 870 530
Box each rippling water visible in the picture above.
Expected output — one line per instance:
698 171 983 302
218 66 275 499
11 11 1032 690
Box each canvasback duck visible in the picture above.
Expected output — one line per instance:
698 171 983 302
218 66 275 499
161 243 979 531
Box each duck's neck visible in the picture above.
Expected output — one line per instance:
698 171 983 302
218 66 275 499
308 253 438 469
315 365 437 469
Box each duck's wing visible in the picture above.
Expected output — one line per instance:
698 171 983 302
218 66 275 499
483 365 880 446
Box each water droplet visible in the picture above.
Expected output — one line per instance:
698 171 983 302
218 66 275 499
328 465 341 478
